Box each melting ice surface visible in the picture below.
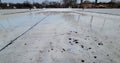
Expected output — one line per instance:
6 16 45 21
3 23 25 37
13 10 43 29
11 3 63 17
0 9 120 63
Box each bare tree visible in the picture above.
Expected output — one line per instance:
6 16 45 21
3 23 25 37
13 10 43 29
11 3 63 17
81 0 83 4
63 0 77 7
0 0 1 3
95 0 98 4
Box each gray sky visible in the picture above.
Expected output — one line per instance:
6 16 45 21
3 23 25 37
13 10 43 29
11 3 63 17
2 0 111 3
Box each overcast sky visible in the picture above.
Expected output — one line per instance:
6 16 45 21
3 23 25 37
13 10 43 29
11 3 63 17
2 0 111 3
